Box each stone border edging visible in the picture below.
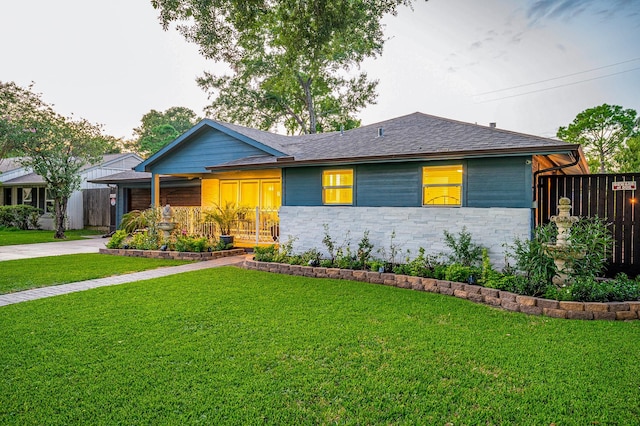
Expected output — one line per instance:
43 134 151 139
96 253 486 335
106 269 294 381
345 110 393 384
99 248 246 261
241 260 640 321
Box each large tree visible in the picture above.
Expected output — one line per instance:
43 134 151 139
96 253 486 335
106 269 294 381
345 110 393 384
0 82 108 238
151 0 421 134
557 104 638 173
133 107 199 156
616 134 640 172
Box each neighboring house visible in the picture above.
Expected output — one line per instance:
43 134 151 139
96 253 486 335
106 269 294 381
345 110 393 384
108 112 588 267
0 153 143 230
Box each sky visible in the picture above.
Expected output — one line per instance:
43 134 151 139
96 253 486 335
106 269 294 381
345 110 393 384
1 0 639 140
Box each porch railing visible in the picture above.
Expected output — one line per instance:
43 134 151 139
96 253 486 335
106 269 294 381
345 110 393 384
169 206 280 245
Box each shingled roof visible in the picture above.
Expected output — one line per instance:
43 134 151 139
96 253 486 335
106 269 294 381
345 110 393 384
205 112 582 171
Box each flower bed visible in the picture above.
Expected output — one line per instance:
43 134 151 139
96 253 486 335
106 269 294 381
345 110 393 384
241 259 640 321
100 247 246 261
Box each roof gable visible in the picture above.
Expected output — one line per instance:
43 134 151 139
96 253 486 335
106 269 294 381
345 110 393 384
134 119 288 173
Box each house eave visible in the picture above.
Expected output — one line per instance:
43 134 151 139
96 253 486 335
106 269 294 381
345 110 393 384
204 145 583 172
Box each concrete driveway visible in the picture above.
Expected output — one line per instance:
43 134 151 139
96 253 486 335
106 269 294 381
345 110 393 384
0 236 107 261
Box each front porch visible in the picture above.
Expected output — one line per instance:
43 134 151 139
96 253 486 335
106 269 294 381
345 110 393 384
168 206 280 247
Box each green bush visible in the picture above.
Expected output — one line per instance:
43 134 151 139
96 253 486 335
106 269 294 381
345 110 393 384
569 217 613 279
174 234 209 252
128 231 160 251
253 245 277 262
568 274 640 302
392 248 439 278
106 230 128 249
119 210 150 234
506 223 556 286
444 264 481 284
442 226 484 267
0 205 42 230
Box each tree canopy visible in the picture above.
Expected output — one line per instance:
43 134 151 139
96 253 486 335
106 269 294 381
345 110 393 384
0 81 109 238
616 134 640 172
151 0 422 134
557 104 638 173
133 107 200 156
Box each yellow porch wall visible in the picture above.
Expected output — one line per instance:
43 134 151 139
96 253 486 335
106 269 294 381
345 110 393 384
201 178 219 208
201 170 281 208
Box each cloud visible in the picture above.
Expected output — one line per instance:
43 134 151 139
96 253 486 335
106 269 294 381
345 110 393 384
527 0 591 24
525 0 635 25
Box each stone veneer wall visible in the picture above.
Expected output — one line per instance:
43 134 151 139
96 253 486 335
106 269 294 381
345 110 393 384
279 206 531 269
99 248 245 261
242 260 640 321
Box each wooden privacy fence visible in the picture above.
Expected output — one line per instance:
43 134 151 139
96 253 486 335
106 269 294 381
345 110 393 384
537 173 639 277
83 188 115 231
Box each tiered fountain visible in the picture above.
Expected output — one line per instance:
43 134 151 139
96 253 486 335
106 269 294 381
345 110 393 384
157 204 176 239
544 197 584 286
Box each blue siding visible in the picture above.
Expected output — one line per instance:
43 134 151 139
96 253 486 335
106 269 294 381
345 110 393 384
149 127 269 174
356 163 421 206
465 157 531 208
283 157 533 208
283 168 323 206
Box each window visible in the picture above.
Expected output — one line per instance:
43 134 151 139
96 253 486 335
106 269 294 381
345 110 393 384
219 179 281 210
22 188 33 205
422 165 462 206
322 169 353 205
45 189 55 214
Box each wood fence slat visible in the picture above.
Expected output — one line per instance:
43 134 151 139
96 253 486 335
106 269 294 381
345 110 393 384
539 173 639 277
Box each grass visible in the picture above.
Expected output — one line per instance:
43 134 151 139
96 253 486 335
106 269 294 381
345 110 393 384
1 267 638 425
0 228 104 246
0 254 190 294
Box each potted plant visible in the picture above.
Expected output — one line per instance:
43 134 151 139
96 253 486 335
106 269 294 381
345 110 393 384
204 202 246 246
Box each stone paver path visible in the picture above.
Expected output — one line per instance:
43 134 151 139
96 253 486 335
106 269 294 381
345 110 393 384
0 255 247 307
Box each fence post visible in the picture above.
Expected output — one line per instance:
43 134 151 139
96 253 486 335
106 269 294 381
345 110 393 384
255 206 260 245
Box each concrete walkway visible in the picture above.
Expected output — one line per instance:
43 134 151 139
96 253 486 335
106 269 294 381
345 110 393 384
0 235 108 261
0 254 247 307
0 237 249 307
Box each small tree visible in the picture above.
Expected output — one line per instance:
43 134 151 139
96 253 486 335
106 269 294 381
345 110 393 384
0 81 108 238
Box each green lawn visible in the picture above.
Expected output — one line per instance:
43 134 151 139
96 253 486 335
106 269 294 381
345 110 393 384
0 229 104 246
0 254 190 294
1 267 638 425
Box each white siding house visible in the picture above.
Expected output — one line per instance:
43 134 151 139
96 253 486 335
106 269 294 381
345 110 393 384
0 154 143 230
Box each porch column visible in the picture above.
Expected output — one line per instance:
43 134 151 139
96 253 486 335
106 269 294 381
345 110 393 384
151 173 160 207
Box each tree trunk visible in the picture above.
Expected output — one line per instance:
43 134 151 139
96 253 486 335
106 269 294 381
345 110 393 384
298 74 316 134
54 197 67 239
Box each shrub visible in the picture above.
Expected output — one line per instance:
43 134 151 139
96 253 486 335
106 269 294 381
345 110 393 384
174 234 209 252
106 230 128 249
442 226 483 267
506 223 556 286
128 231 160 251
392 247 439 278
119 210 149 234
444 264 481 284
377 230 405 271
569 216 613 279
0 205 42 230
568 274 640 302
254 245 277 262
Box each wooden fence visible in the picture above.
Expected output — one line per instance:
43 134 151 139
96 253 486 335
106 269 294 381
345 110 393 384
83 188 116 231
537 173 639 277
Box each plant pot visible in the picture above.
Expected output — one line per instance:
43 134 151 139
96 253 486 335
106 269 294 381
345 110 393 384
220 235 234 245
